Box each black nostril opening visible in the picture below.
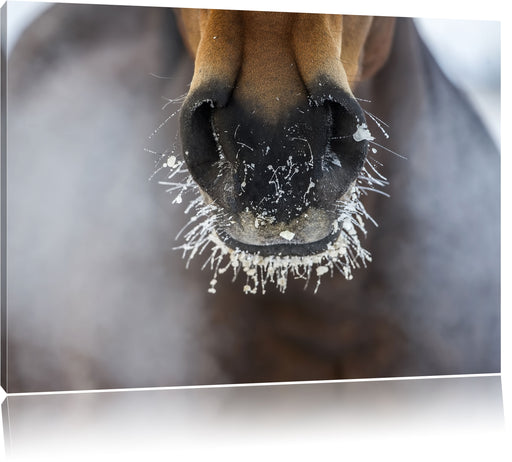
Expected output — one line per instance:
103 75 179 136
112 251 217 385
325 100 368 175
180 95 232 200
308 89 368 204
179 79 235 185
181 100 217 173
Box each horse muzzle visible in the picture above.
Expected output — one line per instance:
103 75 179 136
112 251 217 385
179 76 369 256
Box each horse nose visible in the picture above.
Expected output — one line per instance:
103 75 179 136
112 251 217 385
180 79 369 220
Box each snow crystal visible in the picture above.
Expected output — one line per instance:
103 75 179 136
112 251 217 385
353 123 375 142
279 230 295 241
316 266 329 276
167 155 177 168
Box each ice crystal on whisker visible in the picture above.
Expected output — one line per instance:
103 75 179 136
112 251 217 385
193 182 375 295
158 158 382 294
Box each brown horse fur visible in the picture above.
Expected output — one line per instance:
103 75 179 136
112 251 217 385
5 4 499 391
177 12 395 103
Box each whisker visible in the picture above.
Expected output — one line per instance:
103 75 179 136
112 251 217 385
357 186 390 197
363 109 390 128
369 140 407 159
161 93 187 110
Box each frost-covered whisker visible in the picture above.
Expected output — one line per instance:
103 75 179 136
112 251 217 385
356 103 406 161
356 166 390 202
364 158 388 182
161 93 187 111
166 174 379 295
150 99 396 294
357 186 390 198
148 94 185 140
146 149 170 181
354 96 373 103
369 140 406 159
363 109 390 139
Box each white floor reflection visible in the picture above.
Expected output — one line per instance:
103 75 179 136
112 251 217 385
2 375 506 461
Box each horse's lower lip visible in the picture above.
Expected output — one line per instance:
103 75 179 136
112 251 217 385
214 227 341 257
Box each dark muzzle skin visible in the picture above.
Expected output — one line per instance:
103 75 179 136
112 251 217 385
180 82 369 255
178 11 370 255
181 80 368 213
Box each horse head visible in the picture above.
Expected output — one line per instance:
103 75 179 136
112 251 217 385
174 10 395 291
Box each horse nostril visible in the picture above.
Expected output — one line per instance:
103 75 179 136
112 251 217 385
179 92 237 209
180 99 216 171
308 95 368 205
325 100 368 174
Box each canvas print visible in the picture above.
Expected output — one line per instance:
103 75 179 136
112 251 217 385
1 2 500 392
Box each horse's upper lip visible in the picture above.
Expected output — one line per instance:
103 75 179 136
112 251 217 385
198 184 356 257
213 206 343 257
